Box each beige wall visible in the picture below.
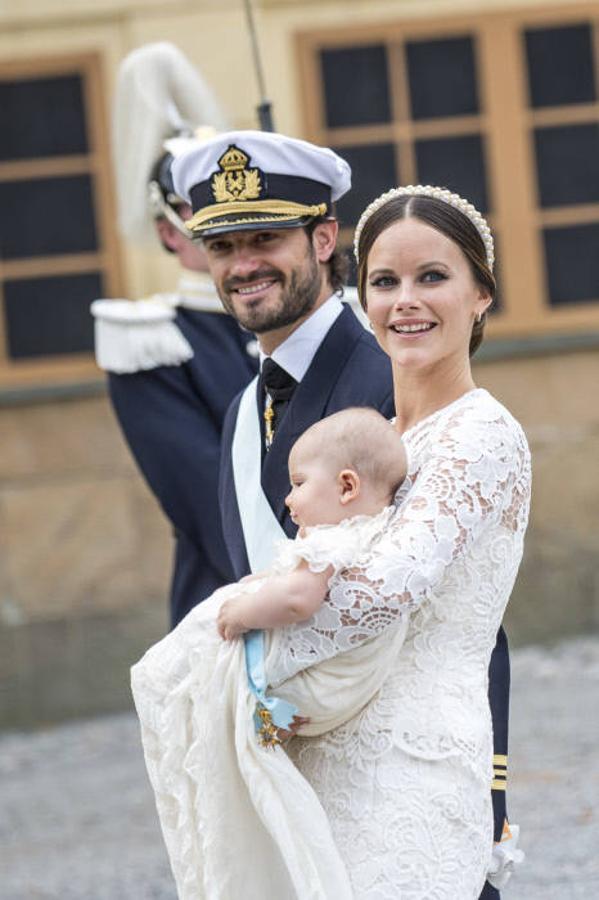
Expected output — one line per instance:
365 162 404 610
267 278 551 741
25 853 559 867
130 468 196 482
0 392 172 728
475 351 599 642
0 396 171 626
1 0 598 727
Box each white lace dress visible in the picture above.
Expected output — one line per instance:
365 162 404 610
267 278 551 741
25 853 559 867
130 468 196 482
131 508 406 900
266 388 531 900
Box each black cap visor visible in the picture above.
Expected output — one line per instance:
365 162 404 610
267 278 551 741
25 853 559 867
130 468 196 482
188 211 323 239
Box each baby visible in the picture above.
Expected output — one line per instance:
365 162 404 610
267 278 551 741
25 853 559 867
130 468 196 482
131 408 407 899
216 406 406 644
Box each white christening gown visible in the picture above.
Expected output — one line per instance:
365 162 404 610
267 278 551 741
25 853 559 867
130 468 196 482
131 507 406 900
267 388 531 899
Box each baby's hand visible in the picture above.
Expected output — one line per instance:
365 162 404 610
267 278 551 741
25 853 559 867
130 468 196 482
217 596 249 641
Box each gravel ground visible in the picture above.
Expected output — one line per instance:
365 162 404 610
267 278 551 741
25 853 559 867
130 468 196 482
1 636 598 900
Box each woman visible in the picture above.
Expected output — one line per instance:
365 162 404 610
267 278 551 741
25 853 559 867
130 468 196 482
264 185 531 898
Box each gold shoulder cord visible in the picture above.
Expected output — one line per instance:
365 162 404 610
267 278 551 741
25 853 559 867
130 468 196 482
492 753 508 791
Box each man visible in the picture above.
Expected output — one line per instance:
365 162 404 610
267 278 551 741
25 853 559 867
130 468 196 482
172 131 395 575
92 45 258 626
172 129 520 897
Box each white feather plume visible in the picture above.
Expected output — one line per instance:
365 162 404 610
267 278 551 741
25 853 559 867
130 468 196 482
113 42 227 243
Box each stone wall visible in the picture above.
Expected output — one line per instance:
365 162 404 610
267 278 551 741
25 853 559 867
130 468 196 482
0 391 172 729
475 350 599 644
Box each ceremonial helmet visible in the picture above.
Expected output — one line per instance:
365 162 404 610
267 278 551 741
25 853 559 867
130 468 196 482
113 42 227 245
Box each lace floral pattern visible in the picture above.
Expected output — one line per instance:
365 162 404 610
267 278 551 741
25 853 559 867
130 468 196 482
267 389 531 899
271 506 397 578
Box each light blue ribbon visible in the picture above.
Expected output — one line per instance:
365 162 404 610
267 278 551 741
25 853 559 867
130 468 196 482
244 629 298 732
232 379 298 737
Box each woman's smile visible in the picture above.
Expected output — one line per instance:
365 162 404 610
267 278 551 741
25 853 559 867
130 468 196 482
389 318 437 338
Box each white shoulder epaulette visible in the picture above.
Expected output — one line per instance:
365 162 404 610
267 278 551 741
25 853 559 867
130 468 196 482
90 295 193 374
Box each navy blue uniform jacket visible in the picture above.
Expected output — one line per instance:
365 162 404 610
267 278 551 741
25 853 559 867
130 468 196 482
220 305 509 893
109 308 257 626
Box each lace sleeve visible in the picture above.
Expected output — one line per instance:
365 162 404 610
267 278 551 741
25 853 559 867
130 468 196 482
268 401 530 682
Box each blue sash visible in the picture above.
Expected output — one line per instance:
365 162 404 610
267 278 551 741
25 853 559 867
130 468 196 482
231 377 298 737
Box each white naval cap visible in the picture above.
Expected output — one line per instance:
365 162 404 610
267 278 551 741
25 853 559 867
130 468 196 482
171 130 352 238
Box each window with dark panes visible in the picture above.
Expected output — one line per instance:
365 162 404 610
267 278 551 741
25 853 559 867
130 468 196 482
406 36 479 120
332 143 397 225
311 30 493 288
321 45 391 128
0 76 89 160
5 273 102 359
298 4 599 341
523 19 599 313
414 134 489 213
0 176 98 259
0 55 121 389
543 224 599 307
533 124 599 208
524 24 596 109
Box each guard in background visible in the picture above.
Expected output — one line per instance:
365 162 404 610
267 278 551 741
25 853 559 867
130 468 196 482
92 44 258 626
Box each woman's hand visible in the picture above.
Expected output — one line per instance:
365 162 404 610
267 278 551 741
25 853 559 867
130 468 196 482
217 595 250 640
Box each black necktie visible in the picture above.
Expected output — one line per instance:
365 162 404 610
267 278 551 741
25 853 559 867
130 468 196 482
261 358 297 450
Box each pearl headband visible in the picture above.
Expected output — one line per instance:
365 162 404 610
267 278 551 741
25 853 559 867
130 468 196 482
353 184 495 270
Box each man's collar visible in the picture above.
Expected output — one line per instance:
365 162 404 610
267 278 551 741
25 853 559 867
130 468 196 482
259 295 343 382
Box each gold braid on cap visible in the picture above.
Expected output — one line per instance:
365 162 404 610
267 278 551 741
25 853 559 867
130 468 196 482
354 185 495 269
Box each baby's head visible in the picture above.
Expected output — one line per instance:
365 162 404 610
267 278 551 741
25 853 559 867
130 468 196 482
286 408 406 530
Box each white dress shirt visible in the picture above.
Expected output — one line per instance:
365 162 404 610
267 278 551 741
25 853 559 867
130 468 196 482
259 294 343 382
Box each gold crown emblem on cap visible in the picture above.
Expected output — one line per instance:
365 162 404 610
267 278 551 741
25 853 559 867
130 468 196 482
211 144 262 204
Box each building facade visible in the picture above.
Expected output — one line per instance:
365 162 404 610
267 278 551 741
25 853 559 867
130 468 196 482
1 0 598 727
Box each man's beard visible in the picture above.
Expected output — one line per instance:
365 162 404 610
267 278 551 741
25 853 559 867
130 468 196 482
218 245 322 333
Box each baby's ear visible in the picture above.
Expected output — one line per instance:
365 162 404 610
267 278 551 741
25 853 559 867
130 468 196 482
338 468 360 504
